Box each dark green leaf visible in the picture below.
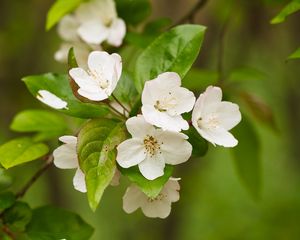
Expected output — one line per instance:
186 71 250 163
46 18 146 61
3 202 32 232
0 168 13 191
115 0 151 25
119 165 173 198
46 0 86 30
23 73 109 119
186 127 208 157
231 116 261 200
182 68 218 91
135 24 206 93
271 0 300 24
0 192 15 211
0 138 49 169
77 119 127 211
26 206 94 240
288 47 300 60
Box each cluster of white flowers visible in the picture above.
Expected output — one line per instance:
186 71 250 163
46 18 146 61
54 0 126 67
49 49 241 218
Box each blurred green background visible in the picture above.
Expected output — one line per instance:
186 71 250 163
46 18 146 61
1 0 300 239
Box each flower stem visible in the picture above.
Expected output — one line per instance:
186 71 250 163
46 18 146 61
112 94 130 114
106 103 127 120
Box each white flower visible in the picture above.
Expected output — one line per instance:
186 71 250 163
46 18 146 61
192 86 242 147
75 0 126 47
123 178 180 219
53 136 86 193
69 51 122 101
36 90 68 110
116 115 192 180
141 72 196 132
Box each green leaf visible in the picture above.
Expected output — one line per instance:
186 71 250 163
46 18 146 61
135 24 206 93
119 165 173 198
10 109 68 141
68 47 79 69
0 168 13 191
0 138 49 169
23 73 109 119
271 0 300 24
3 202 32 232
115 0 151 25
185 127 208 157
26 206 94 240
77 119 127 211
288 47 300 60
0 192 15 211
182 68 218 91
231 116 261 200
46 0 86 30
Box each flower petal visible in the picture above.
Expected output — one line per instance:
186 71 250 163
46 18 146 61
37 90 68 110
77 20 109 45
125 115 156 138
162 179 180 202
123 185 147 213
117 139 146 168
73 168 87 193
141 198 171 219
167 87 196 115
53 140 78 169
107 18 126 47
77 88 108 101
138 154 165 180
59 136 77 145
58 15 79 42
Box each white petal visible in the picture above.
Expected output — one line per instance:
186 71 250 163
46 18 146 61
125 115 156 138
138 154 165 180
54 43 72 63
57 15 79 42
78 88 108 101
59 136 77 145
167 87 196 115
37 90 68 110
162 179 180 202
78 20 109 45
155 72 182 88
110 169 120 186
142 105 189 132
195 126 238 147
73 168 87 193
157 131 192 165
117 139 146 168
53 144 78 170
107 18 126 47
69 68 98 91
123 185 147 213
141 198 171 219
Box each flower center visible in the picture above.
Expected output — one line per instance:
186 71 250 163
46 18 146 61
147 193 166 202
88 69 110 90
154 94 177 112
197 115 220 129
143 135 161 157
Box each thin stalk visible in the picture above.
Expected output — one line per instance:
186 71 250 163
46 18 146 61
112 94 130 114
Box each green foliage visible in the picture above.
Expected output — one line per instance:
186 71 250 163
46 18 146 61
0 192 15 211
271 0 300 24
288 47 300 59
135 24 206 93
25 206 94 240
0 138 49 169
186 127 208 157
119 165 173 198
46 0 86 30
115 0 151 25
0 168 13 191
2 202 32 232
10 109 69 141
68 47 79 69
23 73 109 119
231 116 261 200
77 119 127 211
182 68 218 91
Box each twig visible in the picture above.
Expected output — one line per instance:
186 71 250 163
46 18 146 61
16 155 54 199
2 226 16 240
217 19 229 85
106 103 127 120
112 94 130 114
172 0 208 27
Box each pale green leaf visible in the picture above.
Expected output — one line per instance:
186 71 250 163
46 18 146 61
288 47 300 60
271 0 300 24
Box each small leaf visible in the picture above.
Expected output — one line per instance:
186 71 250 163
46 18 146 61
3 202 32 232
271 0 300 24
231 116 261 200
26 205 93 240
23 73 109 119
119 165 173 198
115 0 151 25
185 127 208 157
77 119 127 211
288 47 300 60
0 192 15 211
182 68 218 91
0 138 49 169
46 0 86 30
0 168 13 191
68 47 79 69
10 109 68 141
135 24 206 93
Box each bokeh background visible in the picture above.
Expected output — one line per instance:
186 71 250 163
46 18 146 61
1 0 300 239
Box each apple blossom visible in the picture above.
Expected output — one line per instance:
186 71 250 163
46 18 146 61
69 51 122 101
123 178 180 218
36 90 68 110
116 115 192 180
141 72 196 132
53 136 86 193
192 86 242 147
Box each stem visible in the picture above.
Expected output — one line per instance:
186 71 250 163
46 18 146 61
112 94 130 114
16 155 54 199
172 0 208 27
106 103 127 120
2 226 16 240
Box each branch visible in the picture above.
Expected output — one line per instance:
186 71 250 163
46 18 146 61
2 226 16 240
172 0 208 27
16 154 54 199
